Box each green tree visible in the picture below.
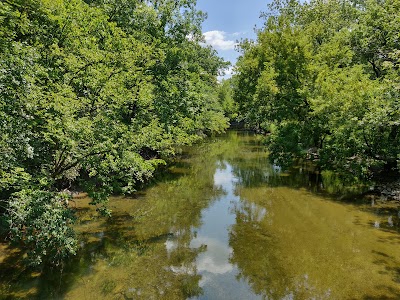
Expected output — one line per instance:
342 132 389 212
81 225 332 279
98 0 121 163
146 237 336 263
217 78 238 121
233 0 399 174
0 0 228 266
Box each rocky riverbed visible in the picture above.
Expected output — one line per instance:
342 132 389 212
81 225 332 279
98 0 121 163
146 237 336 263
371 179 400 201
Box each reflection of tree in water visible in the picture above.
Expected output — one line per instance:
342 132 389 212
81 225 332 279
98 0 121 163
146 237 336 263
0 135 234 299
221 130 369 197
224 132 367 299
229 200 331 300
69 211 205 299
0 130 381 299
0 183 208 299
230 155 367 196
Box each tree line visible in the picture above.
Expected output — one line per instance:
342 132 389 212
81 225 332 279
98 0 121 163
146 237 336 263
233 0 399 176
0 0 229 266
2 0 398 268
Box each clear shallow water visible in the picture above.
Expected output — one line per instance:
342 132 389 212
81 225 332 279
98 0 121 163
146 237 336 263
1 131 400 299
188 161 262 300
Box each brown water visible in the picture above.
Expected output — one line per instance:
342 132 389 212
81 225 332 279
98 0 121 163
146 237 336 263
1 131 400 299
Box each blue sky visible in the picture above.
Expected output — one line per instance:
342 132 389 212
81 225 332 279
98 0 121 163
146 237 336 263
196 0 271 77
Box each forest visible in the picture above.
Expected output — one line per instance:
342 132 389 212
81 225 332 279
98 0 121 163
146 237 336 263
0 0 229 266
1 0 399 269
233 0 399 176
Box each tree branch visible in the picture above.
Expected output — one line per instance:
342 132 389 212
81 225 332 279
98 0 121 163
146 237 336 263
53 149 112 177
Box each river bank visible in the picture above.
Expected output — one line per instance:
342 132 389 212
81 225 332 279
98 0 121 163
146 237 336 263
1 131 399 299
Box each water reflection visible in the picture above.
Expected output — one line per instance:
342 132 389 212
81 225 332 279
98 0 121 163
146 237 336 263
0 131 399 299
230 185 400 299
189 161 261 299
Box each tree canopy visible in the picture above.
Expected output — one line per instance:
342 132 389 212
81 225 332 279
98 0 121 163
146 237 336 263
0 0 228 266
233 0 400 175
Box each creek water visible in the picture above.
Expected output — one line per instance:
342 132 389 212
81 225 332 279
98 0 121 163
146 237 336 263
1 131 400 299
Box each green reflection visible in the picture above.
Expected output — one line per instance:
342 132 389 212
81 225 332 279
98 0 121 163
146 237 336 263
0 131 399 299
0 132 243 299
230 186 400 299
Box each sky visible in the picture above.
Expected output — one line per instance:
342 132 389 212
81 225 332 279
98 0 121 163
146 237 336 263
196 0 271 77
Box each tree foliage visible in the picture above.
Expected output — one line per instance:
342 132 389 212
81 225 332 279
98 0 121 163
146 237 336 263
233 0 400 174
217 78 238 120
0 0 228 266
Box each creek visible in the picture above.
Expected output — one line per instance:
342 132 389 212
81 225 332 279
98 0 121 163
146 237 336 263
1 131 400 299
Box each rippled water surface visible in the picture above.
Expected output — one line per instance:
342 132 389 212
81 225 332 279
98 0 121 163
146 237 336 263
1 131 400 299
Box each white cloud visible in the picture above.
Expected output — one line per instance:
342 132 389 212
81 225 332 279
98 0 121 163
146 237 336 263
191 236 234 275
224 66 234 77
231 31 247 37
203 31 236 51
218 66 235 81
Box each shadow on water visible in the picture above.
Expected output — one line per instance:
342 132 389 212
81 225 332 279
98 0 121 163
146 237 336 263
128 160 193 195
0 245 31 299
222 132 400 299
228 190 400 299
0 134 231 299
225 144 399 229
229 152 367 199
1 130 400 299
0 230 102 299
0 212 203 299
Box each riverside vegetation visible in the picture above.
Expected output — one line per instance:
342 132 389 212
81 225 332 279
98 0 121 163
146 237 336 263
1 131 399 299
233 0 400 176
0 0 229 267
1 0 399 272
